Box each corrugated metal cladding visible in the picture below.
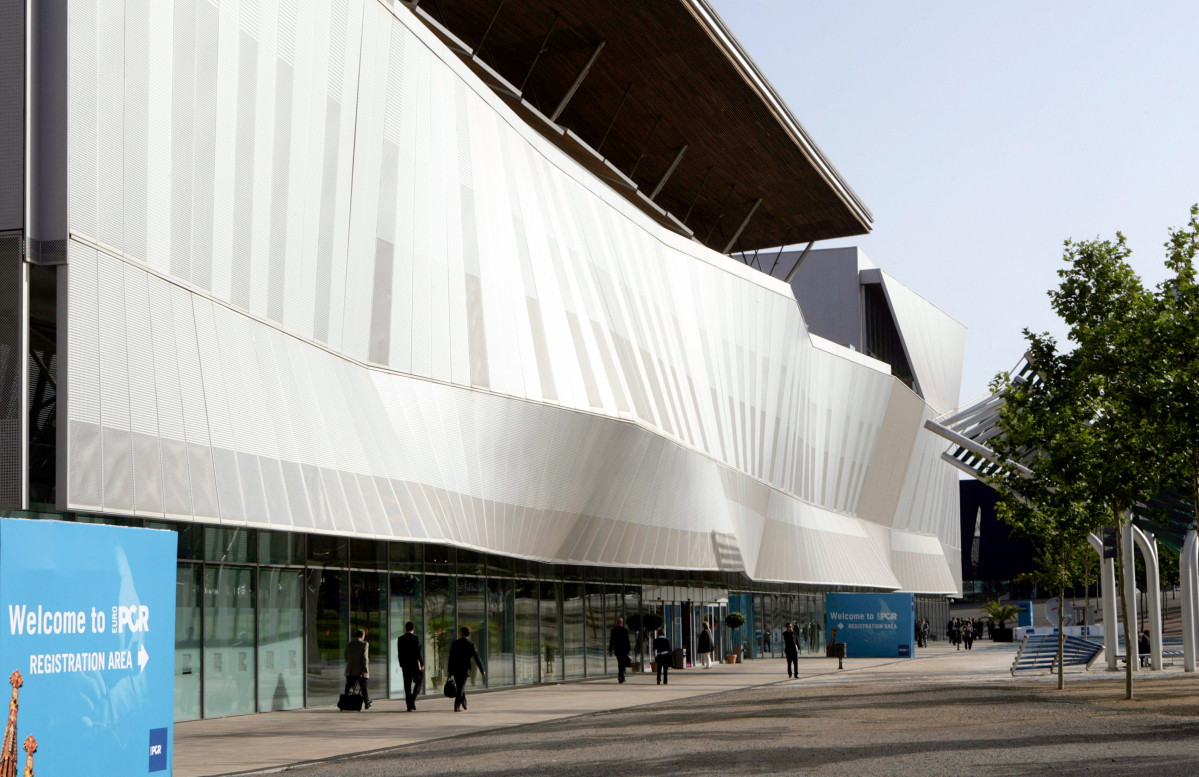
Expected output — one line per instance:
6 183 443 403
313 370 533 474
60 0 961 594
0 0 23 230
0 235 22 509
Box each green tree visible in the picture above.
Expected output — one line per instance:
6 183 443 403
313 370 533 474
1144 206 1199 529
990 233 1159 698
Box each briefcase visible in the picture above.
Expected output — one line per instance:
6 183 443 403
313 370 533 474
337 692 364 711
443 678 457 698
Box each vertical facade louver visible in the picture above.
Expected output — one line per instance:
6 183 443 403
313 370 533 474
51 0 960 594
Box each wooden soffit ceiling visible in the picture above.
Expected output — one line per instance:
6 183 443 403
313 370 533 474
408 0 872 256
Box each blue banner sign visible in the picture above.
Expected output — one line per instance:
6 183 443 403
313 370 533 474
826 592 915 658
0 518 177 776
1017 601 1034 627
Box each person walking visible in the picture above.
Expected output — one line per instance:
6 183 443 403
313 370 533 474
343 629 371 709
396 620 424 711
608 617 632 683
653 630 672 685
782 622 799 678
697 622 714 669
962 619 974 650
447 625 485 711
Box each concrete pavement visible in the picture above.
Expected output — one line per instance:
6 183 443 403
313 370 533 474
175 642 1022 776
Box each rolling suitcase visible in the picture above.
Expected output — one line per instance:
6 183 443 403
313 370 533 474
337 692 364 711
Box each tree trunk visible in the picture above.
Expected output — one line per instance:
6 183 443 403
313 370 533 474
1057 576 1065 690
1114 512 1134 700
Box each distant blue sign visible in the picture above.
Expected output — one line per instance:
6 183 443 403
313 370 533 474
1017 601 1034 628
826 593 914 658
0 519 177 776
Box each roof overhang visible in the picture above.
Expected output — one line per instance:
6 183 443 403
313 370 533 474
405 0 872 255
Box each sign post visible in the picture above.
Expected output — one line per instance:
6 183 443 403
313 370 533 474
0 519 177 776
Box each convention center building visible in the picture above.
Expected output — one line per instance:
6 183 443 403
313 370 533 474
0 0 965 720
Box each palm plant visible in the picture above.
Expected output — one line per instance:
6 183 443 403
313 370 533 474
980 600 1020 629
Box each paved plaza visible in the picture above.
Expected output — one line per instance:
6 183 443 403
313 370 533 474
176 641 1199 777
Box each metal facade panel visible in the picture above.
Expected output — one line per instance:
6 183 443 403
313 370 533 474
52 0 963 590
0 236 22 508
67 0 98 240
879 270 968 416
0 0 22 230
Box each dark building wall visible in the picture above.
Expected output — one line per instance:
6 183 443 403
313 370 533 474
959 479 1037 581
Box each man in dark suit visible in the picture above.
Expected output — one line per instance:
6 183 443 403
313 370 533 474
344 629 371 709
782 622 799 678
447 625 485 712
608 617 632 683
653 630 672 685
396 621 425 711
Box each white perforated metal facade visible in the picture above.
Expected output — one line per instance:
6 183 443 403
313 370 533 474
54 0 962 595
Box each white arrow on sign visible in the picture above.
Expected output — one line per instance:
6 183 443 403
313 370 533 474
138 644 149 672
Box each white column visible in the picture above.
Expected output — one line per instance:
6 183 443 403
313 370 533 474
1131 526 1162 670
1122 523 1138 672
1088 532 1118 670
1183 529 1198 673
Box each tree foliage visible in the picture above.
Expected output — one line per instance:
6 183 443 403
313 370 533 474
1142 206 1199 522
980 600 1020 629
989 232 1160 696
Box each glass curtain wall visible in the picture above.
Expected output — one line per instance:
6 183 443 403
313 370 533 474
388 573 423 699
561 583 584 679
305 567 348 706
515 579 540 685
258 567 304 711
540 581 562 682
457 576 486 690
604 588 622 674
175 564 202 721
351 571 387 700
487 576 515 687
584 586 606 675
63 518 863 722
203 565 256 718
424 575 456 690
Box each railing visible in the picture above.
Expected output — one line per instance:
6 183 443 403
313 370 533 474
1011 634 1103 675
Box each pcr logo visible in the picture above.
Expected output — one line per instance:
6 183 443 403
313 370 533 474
149 728 168 772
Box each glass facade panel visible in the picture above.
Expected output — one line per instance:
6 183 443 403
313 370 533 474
457 549 485 576
350 539 388 570
203 565 256 718
308 535 348 566
584 586 605 675
258 567 304 711
175 564 202 722
388 574 423 699
142 531 865 720
540 581 562 682
389 541 422 572
424 544 455 574
306 567 348 706
515 579 540 685
424 575 456 690
203 526 256 563
486 577 514 687
351 571 388 698
561 583 584 679
457 576 486 690
604 589 622 674
258 530 306 565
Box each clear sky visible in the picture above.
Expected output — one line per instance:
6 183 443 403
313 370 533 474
709 1 1199 407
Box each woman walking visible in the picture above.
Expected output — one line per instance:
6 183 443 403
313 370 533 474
698 622 714 668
